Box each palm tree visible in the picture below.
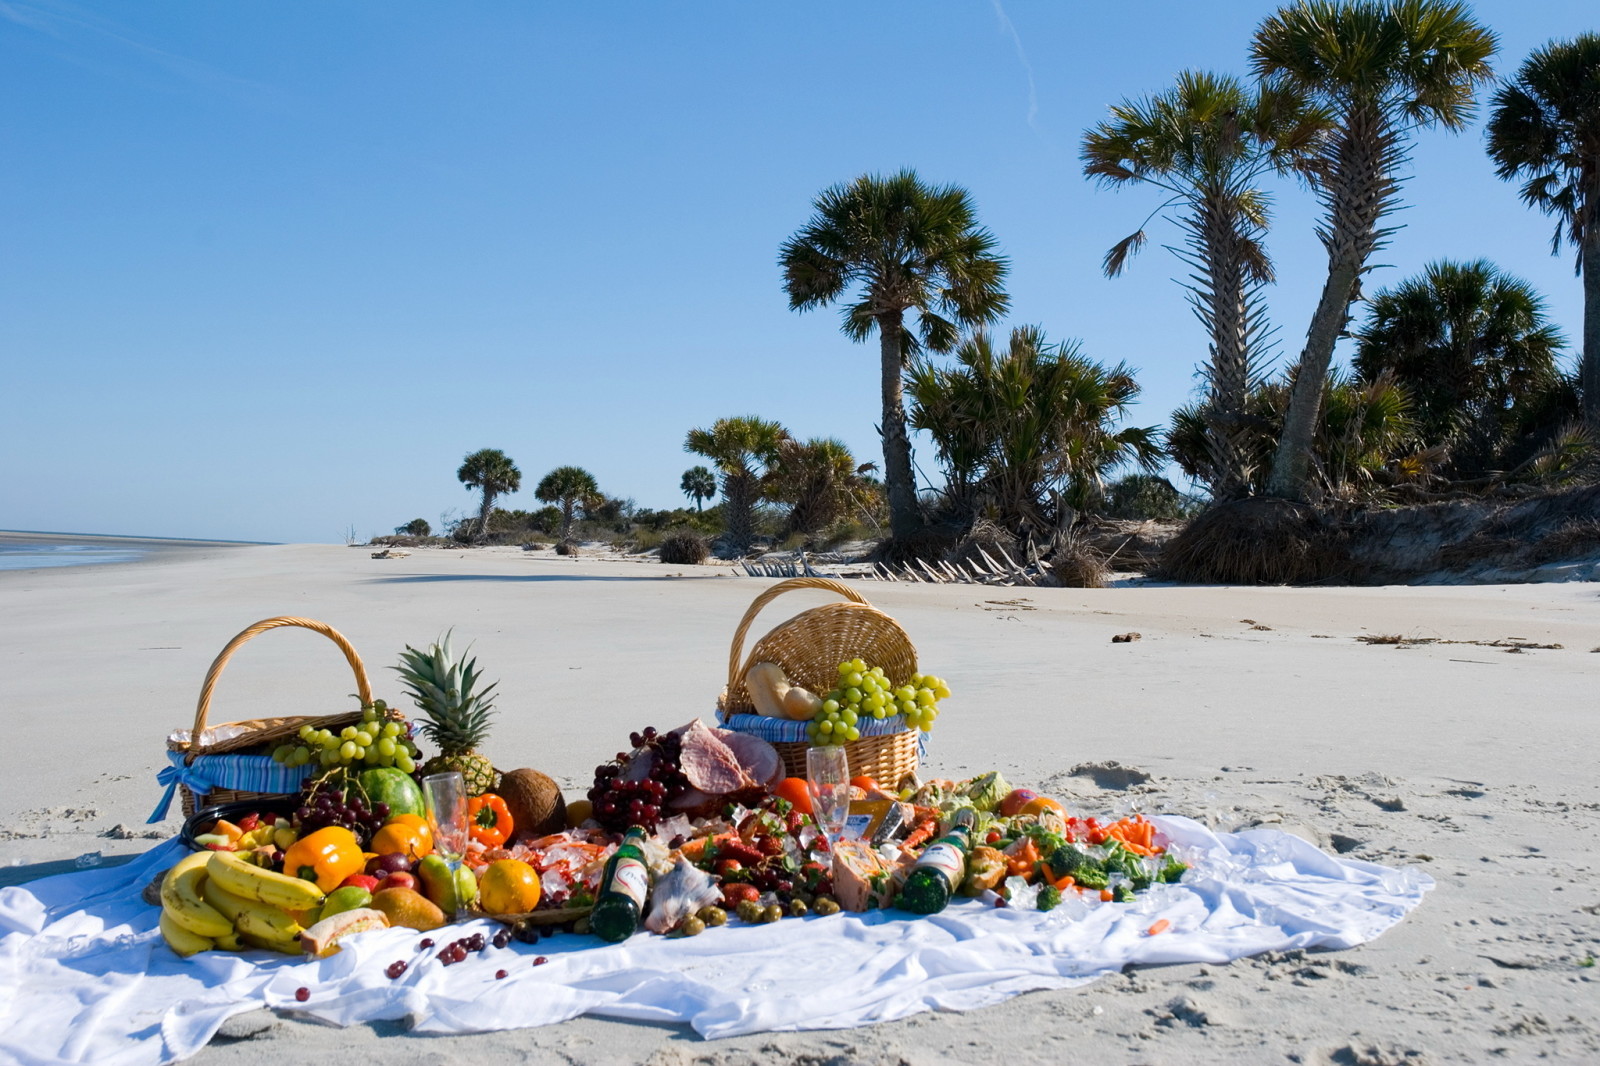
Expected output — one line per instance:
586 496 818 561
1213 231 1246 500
1353 260 1566 478
457 448 522 542
534 466 601 541
680 466 717 512
780 170 1010 541
1487 33 1600 433
1083 71 1329 500
1252 0 1497 500
684 417 788 555
906 326 1161 534
768 438 870 539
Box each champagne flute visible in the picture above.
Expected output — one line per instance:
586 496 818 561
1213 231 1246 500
806 746 851 844
421 771 469 916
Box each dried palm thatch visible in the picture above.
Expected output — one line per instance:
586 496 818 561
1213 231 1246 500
1158 497 1347 585
658 530 709 565
950 519 1021 569
1049 542 1111 588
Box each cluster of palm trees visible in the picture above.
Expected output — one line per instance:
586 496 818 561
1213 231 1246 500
453 448 603 543
682 418 876 555
774 12 1596 548
1087 6 1599 506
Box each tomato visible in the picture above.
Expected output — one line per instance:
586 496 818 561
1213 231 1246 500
773 777 813 815
985 829 1003 845
849 775 881 794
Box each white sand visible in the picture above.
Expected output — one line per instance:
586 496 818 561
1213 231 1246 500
3 543 1597 1063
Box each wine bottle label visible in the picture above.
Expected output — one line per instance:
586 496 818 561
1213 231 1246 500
607 857 650 908
913 842 965 888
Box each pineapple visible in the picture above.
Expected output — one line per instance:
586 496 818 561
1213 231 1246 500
394 631 500 796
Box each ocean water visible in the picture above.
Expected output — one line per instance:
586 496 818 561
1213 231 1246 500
0 541 146 571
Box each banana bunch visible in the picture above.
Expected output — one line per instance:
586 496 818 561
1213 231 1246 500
157 850 326 957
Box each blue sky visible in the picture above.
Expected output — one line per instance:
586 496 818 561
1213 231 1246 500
3 1 1596 543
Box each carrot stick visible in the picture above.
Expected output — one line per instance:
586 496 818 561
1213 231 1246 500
1146 919 1170 936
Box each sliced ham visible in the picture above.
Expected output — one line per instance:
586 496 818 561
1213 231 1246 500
714 729 784 789
676 719 752 794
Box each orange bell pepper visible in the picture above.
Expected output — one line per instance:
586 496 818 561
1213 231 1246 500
468 793 514 847
370 814 434 861
282 826 364 892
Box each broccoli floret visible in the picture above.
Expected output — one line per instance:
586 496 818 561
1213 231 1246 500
1073 865 1108 890
1111 882 1135 903
1158 857 1188 884
1046 844 1091 879
1036 885 1062 912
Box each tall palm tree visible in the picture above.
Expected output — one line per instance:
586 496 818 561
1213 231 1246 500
1252 0 1497 500
906 326 1161 534
1487 33 1600 433
680 466 717 512
534 466 601 541
684 417 788 555
1353 260 1566 478
768 438 870 539
457 448 521 542
1083 71 1330 500
780 170 1010 541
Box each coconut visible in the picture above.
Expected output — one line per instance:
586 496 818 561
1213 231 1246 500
499 768 567 840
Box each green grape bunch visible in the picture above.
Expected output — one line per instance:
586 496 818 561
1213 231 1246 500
806 658 951 747
271 701 420 774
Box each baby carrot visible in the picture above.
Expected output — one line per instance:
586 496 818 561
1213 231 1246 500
1146 919 1170 936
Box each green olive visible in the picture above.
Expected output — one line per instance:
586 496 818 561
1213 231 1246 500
681 916 706 937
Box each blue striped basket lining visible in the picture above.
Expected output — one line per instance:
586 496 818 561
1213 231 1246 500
150 751 313 823
714 710 929 760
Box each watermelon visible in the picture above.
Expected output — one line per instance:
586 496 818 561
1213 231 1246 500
359 767 425 819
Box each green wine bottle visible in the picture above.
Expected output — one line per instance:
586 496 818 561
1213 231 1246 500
590 826 652 943
897 809 975 915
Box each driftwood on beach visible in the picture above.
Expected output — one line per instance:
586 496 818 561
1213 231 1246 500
740 541 1060 587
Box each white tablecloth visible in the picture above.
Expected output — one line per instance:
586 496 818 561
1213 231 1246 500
0 816 1431 1066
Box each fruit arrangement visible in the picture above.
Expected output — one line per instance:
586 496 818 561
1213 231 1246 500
806 659 950 745
154 624 1191 973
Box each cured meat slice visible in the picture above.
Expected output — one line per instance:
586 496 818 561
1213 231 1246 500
676 719 752 794
621 748 656 783
714 729 784 789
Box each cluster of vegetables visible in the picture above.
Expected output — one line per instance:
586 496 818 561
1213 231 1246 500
905 772 1187 910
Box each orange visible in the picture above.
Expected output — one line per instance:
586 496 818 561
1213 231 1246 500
478 859 542 915
773 777 813 815
1019 796 1065 818
371 814 433 861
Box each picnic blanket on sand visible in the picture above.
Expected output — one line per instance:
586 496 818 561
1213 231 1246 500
0 816 1431 1066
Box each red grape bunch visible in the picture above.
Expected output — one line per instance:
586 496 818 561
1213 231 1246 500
586 726 690 833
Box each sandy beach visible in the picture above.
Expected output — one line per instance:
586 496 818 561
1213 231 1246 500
3 541 1597 1063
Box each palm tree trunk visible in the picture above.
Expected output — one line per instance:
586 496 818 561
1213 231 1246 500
724 472 755 555
560 499 574 540
1583 207 1600 434
1200 207 1253 500
478 490 495 542
1267 113 1394 501
877 309 920 541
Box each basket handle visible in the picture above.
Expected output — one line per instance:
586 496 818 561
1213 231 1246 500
191 617 373 740
726 577 870 691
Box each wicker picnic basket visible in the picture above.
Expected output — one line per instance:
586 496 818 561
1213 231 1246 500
153 616 381 821
716 577 920 784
